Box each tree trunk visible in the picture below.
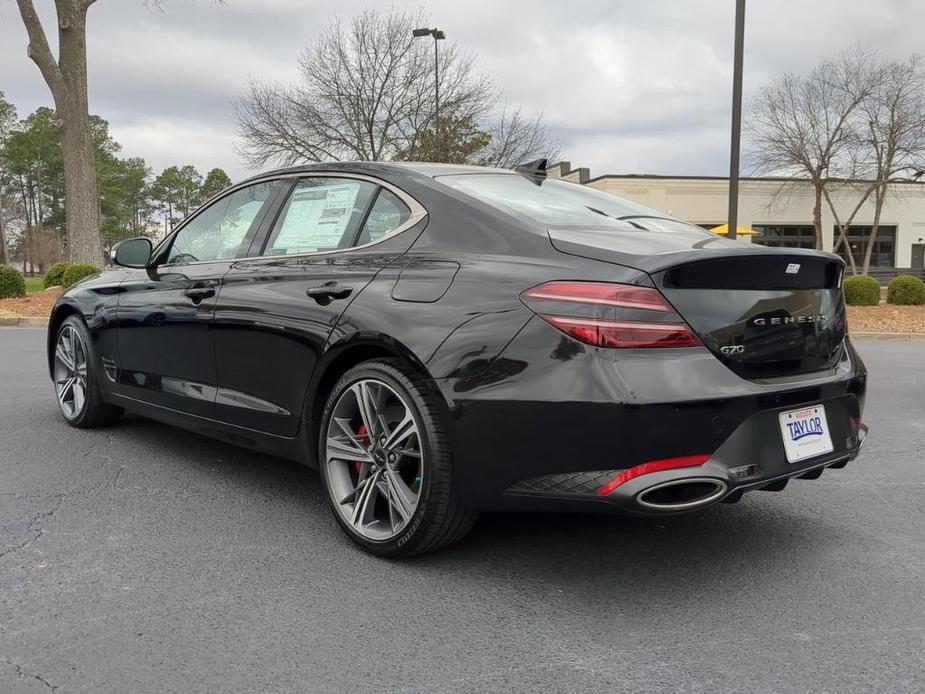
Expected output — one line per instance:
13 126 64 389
57 3 102 265
25 225 33 274
0 213 7 265
16 0 102 266
835 224 858 275
862 186 885 276
59 105 102 264
812 183 824 250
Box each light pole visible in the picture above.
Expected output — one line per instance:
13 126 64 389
727 0 746 240
412 27 446 161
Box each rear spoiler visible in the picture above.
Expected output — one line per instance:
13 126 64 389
514 158 548 185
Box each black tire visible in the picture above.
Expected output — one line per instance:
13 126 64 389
318 358 477 557
52 315 124 428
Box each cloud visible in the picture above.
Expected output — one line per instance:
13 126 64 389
110 116 239 179
2 0 924 182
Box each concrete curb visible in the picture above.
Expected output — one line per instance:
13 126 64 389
851 331 925 340
0 313 48 328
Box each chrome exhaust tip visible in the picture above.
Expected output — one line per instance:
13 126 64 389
636 477 727 511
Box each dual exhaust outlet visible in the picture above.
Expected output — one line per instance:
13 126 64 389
634 477 728 511
629 456 844 511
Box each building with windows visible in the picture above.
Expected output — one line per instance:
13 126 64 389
546 162 925 282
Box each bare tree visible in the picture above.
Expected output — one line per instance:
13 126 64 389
235 8 557 168
819 55 925 275
823 181 877 275
13 0 222 265
15 0 103 264
746 48 877 250
857 55 925 274
478 106 561 168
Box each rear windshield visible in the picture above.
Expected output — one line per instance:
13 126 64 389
439 173 711 235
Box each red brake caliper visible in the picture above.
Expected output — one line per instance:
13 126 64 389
355 424 370 478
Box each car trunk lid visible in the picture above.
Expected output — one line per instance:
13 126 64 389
547 228 847 379
655 254 846 379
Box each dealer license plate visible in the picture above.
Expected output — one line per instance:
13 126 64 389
778 405 834 463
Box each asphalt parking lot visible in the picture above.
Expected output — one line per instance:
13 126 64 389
1 327 923 693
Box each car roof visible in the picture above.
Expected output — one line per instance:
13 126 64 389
239 161 518 185
383 162 516 177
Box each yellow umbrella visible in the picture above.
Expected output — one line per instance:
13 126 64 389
710 224 759 236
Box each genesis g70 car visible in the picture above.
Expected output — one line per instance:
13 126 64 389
48 161 868 556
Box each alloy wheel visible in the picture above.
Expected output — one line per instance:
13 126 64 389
54 324 88 419
324 378 424 541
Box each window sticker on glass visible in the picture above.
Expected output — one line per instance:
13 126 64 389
270 181 368 254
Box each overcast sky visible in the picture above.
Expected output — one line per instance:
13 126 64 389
1 0 923 182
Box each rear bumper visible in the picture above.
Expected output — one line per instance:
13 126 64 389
437 318 868 512
503 405 866 515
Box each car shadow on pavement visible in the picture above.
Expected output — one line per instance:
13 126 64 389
111 413 844 601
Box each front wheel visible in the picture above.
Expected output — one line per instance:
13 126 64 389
52 316 123 428
318 359 477 557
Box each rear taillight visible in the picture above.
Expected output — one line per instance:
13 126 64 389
520 281 702 349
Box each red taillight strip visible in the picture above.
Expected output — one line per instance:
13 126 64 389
597 454 712 496
524 282 672 312
520 281 702 349
546 317 688 332
545 315 702 349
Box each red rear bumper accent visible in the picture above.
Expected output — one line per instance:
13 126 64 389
597 454 712 496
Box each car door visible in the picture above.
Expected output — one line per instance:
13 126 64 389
114 179 286 417
210 174 425 436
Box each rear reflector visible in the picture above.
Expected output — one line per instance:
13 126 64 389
521 281 701 349
597 455 712 496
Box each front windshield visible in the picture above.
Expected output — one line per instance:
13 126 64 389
439 173 711 235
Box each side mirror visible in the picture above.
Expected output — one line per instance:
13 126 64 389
112 237 153 268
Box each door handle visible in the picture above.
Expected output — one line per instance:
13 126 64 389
306 281 353 304
183 286 216 303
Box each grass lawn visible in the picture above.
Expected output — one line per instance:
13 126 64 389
24 277 44 293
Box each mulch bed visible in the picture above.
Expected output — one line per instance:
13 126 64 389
847 304 925 334
0 287 63 318
2 287 923 333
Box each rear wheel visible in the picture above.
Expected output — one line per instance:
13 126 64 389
318 359 477 557
53 316 123 428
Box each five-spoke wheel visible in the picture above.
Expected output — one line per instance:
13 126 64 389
51 316 123 428
54 323 89 420
319 359 476 557
324 378 424 541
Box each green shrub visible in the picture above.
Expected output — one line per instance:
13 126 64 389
0 265 26 299
44 263 69 288
887 274 925 305
62 263 100 288
843 275 881 306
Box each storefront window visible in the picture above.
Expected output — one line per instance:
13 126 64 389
834 226 896 268
752 224 816 249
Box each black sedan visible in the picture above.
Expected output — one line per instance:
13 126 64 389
48 161 868 556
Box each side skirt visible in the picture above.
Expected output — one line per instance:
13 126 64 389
110 393 309 463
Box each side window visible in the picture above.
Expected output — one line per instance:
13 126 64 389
264 177 377 256
167 181 280 264
357 189 411 246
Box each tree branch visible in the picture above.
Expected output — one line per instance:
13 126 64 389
15 0 63 96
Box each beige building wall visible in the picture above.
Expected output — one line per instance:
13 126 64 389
546 162 925 268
